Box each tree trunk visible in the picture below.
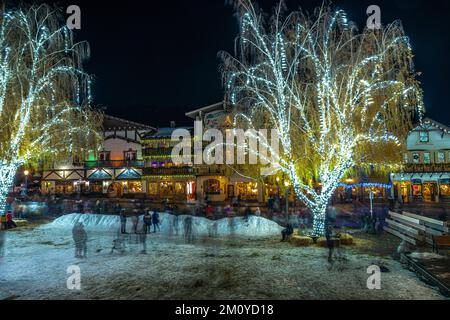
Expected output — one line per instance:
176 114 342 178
0 163 18 214
312 204 327 237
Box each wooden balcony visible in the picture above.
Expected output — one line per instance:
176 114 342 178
403 164 450 173
84 160 145 169
142 167 194 176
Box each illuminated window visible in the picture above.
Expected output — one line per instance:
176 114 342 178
128 181 142 193
412 184 422 197
175 182 185 195
419 131 429 143
148 183 158 195
204 179 221 195
160 182 174 197
440 180 450 197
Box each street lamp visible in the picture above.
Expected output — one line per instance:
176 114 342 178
24 170 29 196
284 181 290 221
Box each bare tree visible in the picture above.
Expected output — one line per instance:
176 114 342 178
220 1 423 235
0 5 102 212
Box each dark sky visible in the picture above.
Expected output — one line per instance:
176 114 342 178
5 0 450 127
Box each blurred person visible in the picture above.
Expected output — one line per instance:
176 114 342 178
131 213 139 234
5 211 17 229
72 222 87 258
143 211 152 234
152 209 160 233
120 209 127 234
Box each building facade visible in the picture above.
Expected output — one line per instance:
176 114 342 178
41 115 154 197
141 126 196 202
186 102 279 204
391 118 450 203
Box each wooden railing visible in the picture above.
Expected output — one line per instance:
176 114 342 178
142 167 194 176
84 160 145 169
403 164 450 173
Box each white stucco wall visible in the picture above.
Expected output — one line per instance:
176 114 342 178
102 138 142 160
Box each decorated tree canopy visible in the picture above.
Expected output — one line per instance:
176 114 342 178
0 5 102 212
220 0 424 235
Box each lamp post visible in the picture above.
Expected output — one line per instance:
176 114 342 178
24 170 29 196
284 181 290 222
369 187 374 219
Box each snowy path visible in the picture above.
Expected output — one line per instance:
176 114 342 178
0 214 447 300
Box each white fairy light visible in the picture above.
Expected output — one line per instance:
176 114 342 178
0 6 100 213
220 1 423 236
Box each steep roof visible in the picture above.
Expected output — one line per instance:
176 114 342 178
185 102 225 119
142 127 194 139
422 117 450 134
103 115 155 131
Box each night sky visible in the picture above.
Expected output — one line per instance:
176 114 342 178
5 0 450 127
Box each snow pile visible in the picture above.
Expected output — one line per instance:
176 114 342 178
47 213 283 238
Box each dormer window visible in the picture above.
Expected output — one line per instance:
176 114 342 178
419 131 429 143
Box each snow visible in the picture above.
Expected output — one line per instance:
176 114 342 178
0 214 447 300
47 213 284 238
409 252 447 260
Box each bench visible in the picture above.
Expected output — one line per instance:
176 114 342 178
432 235 450 254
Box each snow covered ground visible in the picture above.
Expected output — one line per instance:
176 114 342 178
0 213 447 300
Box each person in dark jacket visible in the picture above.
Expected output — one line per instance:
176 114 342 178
120 209 127 234
152 209 160 233
244 206 253 222
143 211 152 234
281 223 294 242
72 222 88 258
325 224 334 263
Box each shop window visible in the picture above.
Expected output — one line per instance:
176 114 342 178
440 181 450 197
412 153 420 164
412 184 422 197
175 182 185 195
236 182 259 200
419 131 429 143
160 182 174 197
423 153 431 164
204 179 221 195
128 181 142 193
148 183 158 195
91 182 103 193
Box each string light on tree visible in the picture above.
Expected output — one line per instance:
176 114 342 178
0 5 102 213
220 0 423 236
